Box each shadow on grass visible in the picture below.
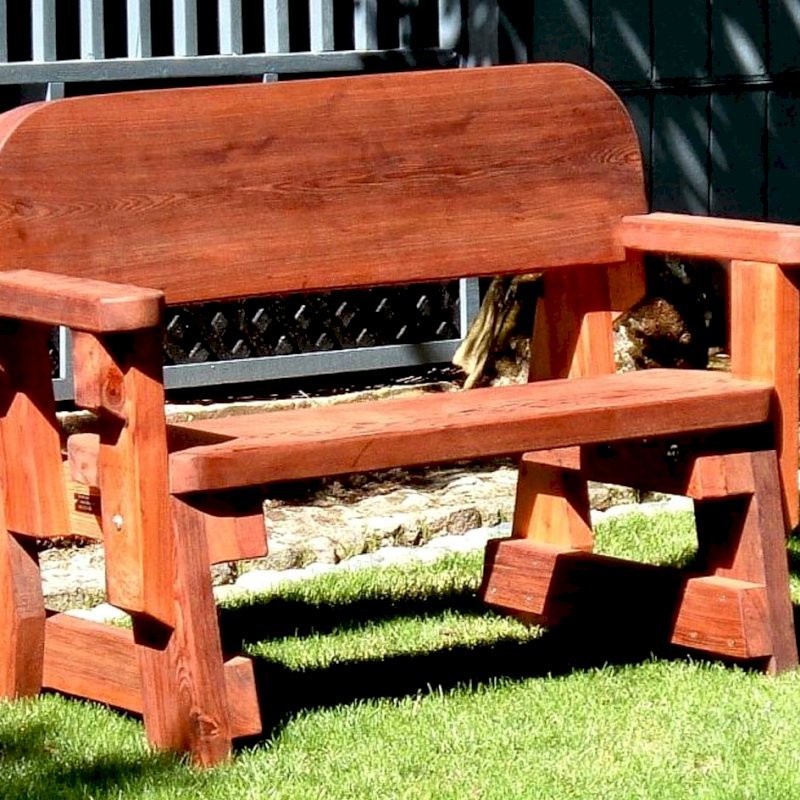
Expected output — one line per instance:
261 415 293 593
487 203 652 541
220 582 723 748
0 721 191 800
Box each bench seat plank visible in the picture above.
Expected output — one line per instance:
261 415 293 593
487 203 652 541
164 369 772 494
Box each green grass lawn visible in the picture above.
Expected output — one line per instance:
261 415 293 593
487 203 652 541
4 510 800 799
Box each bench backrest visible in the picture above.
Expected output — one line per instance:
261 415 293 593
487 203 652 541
0 64 646 305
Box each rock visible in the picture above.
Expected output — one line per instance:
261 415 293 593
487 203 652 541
211 562 237 586
588 481 639 511
441 507 483 534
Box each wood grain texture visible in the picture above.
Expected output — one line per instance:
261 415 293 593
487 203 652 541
134 495 235 767
511 458 593 550
671 576 772 660
526 444 758 499
0 531 44 697
528 265 616 381
182 493 267 565
620 212 800 264
42 614 261 738
0 321 69 538
167 369 772 493
730 261 800 528
64 455 266 564
74 331 174 625
0 270 163 332
694 450 798 673
517 264 618 546
482 539 778 664
0 65 646 302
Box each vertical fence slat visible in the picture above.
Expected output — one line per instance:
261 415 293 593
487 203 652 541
711 0 766 77
264 0 290 52
532 0 591 67
653 0 708 80
0 0 7 62
32 0 57 62
437 0 462 49
174 0 199 56
127 0 153 58
80 0 106 60
399 5 413 49
769 0 800 73
767 90 800 222
219 0 244 55
652 93 711 214
309 0 335 51
593 0 652 84
710 90 767 219
354 0 378 50
466 0 499 65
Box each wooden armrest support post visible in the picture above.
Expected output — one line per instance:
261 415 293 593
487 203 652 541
620 213 800 528
71 330 174 627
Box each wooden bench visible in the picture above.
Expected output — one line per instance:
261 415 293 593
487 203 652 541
0 64 798 767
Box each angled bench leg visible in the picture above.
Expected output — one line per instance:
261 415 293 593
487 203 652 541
133 496 235 767
72 331 259 765
0 320 69 697
513 263 635 552
0 530 44 697
485 444 798 672
512 456 593 551
690 450 798 674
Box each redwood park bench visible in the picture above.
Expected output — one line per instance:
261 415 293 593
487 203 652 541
0 64 799 767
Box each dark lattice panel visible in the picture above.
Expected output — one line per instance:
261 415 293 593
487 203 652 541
163 283 461 366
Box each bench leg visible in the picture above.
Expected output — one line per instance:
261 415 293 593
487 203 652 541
486 446 797 672
133 496 233 767
691 450 798 674
512 455 593 551
0 529 44 697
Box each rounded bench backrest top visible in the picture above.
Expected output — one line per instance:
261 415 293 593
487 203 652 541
0 64 646 304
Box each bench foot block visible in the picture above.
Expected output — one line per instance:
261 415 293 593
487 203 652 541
481 538 786 665
42 612 261 741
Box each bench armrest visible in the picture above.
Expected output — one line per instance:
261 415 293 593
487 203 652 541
619 212 800 265
0 269 164 332
620 211 800 528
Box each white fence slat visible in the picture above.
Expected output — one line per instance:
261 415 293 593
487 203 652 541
80 0 106 60
466 0 498 65
354 0 378 50
32 0 57 62
264 0 290 52
219 0 244 55
174 0 199 57
128 0 152 58
399 10 412 49
309 0 334 51
437 0 461 49
0 0 7 62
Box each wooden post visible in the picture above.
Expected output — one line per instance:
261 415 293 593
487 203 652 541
693 450 798 673
134 495 234 767
729 261 800 529
0 529 44 697
72 329 174 626
0 320 65 697
514 262 641 548
0 321 69 538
